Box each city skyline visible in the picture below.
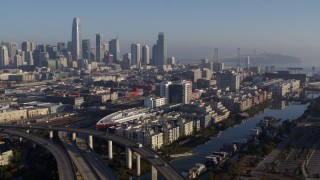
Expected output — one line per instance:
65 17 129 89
0 0 319 65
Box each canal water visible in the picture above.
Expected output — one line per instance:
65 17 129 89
171 101 309 174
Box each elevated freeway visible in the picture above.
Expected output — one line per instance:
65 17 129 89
61 121 117 180
58 131 99 180
75 134 117 180
0 129 76 180
1 125 185 180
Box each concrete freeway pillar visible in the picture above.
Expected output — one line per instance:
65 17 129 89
72 132 76 141
108 140 113 160
151 165 157 180
88 135 93 149
49 130 53 139
126 147 132 169
136 153 141 176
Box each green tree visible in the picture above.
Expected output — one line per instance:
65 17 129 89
11 148 21 163
224 159 240 177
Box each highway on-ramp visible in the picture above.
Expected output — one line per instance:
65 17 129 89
0 129 76 180
1 125 185 180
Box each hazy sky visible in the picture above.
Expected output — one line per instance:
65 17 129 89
0 0 319 65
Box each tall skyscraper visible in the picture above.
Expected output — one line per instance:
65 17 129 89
156 32 167 66
82 39 91 60
142 45 150 65
30 43 36 52
67 41 72 52
104 52 113 65
151 44 157 65
25 51 34 65
122 53 131 68
96 33 103 62
131 43 141 65
37 44 46 52
10 43 18 60
109 38 120 62
214 48 218 62
14 54 23 67
103 44 109 53
1 42 10 51
1 42 10 63
21 51 25 64
168 57 175 65
0 46 9 68
22 41 31 52
57 42 66 51
72 17 81 60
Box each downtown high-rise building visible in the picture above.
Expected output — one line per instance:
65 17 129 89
96 33 103 62
57 42 66 52
103 44 109 53
30 42 36 52
156 32 167 66
142 45 150 65
14 54 23 67
168 81 192 104
0 46 9 68
151 44 157 65
72 17 82 60
22 41 31 52
122 53 131 68
37 44 46 52
21 51 25 64
109 38 120 62
10 42 18 60
167 57 175 65
104 52 113 65
156 80 192 104
67 41 72 52
82 39 91 61
1 42 10 52
25 51 34 65
131 43 141 65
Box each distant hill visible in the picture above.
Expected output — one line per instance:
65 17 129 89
223 53 302 64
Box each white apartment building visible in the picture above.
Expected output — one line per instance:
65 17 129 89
0 109 28 123
269 79 300 97
144 97 166 108
145 132 164 150
215 71 241 91
26 107 49 118
163 125 180 145
114 125 164 150
178 119 194 137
